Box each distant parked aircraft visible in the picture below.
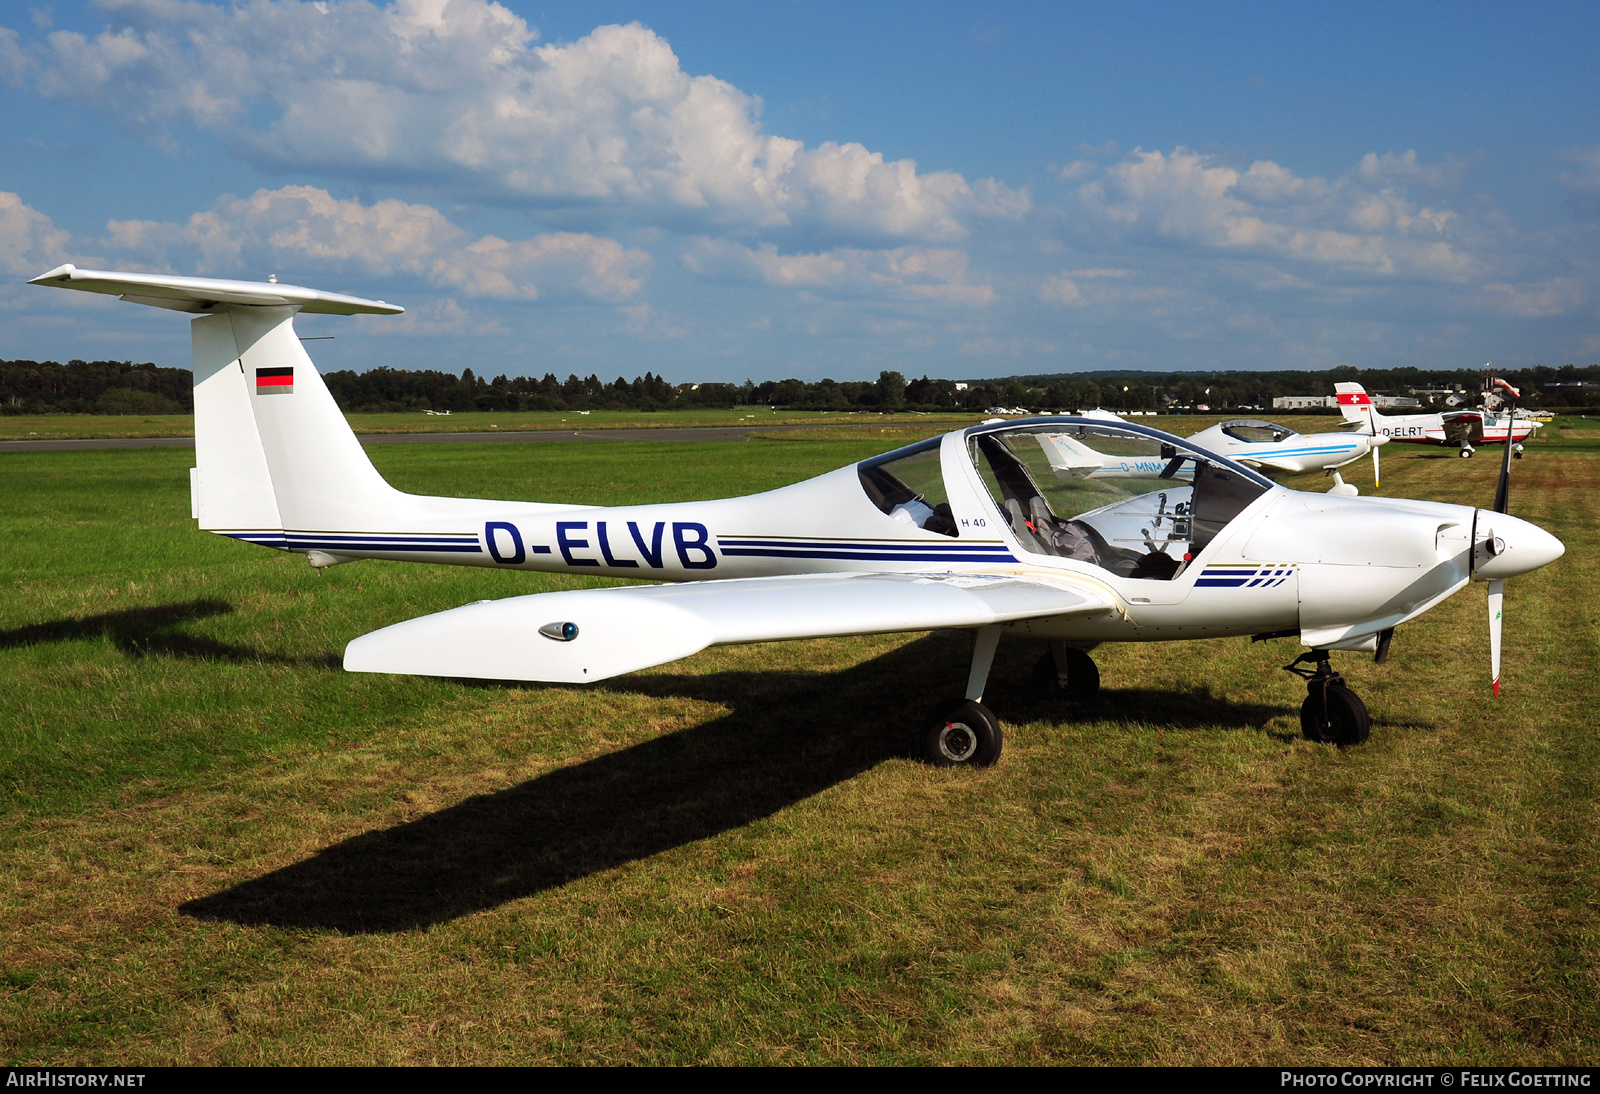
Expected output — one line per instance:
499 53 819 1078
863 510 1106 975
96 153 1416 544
1335 382 1539 458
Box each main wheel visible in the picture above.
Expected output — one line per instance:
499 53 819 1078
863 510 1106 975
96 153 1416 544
1300 684 1370 746
922 701 1003 767
1033 647 1100 701
1459 448 1473 458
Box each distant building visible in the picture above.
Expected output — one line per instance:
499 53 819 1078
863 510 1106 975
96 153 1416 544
1412 385 1467 407
1273 393 1420 410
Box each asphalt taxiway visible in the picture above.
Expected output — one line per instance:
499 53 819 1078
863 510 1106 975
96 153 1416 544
0 425 849 452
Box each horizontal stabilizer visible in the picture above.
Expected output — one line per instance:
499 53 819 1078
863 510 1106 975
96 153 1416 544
345 570 1118 684
29 265 403 315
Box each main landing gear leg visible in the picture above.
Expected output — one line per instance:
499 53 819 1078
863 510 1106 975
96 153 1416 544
1033 640 1100 701
1284 650 1371 746
923 626 1003 767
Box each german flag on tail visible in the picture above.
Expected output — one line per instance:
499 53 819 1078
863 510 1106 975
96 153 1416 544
255 366 293 395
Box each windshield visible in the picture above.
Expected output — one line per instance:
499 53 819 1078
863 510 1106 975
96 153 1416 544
968 422 1269 579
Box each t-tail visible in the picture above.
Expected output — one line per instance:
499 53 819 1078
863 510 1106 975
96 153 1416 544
28 265 572 566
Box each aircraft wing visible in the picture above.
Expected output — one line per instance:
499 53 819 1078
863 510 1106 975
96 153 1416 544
345 570 1120 684
1440 410 1485 446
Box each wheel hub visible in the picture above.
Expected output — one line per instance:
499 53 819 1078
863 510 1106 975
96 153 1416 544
937 721 978 762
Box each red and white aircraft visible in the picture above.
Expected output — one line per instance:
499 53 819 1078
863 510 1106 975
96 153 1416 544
1336 382 1540 458
29 265 1566 761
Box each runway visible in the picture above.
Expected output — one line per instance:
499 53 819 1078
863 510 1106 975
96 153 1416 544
0 425 837 452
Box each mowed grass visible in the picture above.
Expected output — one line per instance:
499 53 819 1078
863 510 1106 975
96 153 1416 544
0 436 1596 1064
0 408 983 441
0 408 1359 442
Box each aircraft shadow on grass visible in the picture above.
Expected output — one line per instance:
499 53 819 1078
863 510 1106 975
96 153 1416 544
0 598 339 668
182 633 1289 935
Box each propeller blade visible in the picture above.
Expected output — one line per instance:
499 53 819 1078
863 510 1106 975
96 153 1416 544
1492 378 1518 515
1372 440 1380 488
1488 578 1504 697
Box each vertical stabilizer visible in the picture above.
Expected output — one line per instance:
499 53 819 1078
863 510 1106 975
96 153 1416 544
191 312 284 538
1334 382 1375 427
31 267 419 541
228 307 408 531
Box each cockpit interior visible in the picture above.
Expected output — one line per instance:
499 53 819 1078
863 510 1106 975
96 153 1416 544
857 423 1271 582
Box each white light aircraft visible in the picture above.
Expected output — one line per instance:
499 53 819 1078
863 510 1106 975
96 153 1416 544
1184 418 1388 493
1336 381 1540 458
1042 413 1385 491
30 266 1567 763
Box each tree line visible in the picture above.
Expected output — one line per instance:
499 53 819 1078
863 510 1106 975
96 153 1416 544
4 358 1598 416
1 359 194 414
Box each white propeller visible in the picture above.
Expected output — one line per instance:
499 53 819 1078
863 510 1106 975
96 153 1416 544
1488 578 1503 697
1487 374 1518 696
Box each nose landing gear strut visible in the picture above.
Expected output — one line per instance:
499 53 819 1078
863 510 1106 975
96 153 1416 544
1284 650 1371 746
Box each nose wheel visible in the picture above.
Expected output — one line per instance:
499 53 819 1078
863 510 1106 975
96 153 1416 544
1033 641 1100 701
1285 650 1370 746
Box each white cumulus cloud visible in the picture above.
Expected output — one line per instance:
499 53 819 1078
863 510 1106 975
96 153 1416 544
103 185 648 301
15 2 1025 243
0 191 90 275
1039 268 1132 307
683 240 995 306
1558 146 1600 198
1075 147 1478 279
1483 278 1585 318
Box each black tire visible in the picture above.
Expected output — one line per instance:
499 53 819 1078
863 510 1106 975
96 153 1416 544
1033 647 1100 701
922 701 1003 767
1459 449 1473 458
1300 684 1370 746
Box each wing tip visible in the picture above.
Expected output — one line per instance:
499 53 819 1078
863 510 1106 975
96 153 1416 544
28 263 77 285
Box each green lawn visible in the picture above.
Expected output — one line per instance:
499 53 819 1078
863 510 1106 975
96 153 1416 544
0 407 982 441
0 436 1595 1064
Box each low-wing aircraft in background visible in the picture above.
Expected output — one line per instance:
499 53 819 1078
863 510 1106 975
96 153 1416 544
1336 381 1541 458
1026 416 1383 494
29 265 1566 765
1184 418 1388 493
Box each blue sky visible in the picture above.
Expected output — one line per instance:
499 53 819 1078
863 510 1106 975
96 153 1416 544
2 1 1597 382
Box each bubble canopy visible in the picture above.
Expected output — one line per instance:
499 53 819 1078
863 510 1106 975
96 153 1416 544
970 418 1273 578
858 418 1275 581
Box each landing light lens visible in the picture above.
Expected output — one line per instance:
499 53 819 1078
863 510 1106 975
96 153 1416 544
540 621 579 642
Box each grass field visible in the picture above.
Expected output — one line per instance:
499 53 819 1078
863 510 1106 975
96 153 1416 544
1 431 1596 1064
8 408 1596 451
0 407 985 441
